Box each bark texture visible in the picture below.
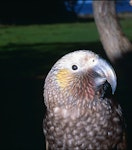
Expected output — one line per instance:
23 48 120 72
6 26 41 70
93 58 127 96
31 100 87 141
93 0 132 62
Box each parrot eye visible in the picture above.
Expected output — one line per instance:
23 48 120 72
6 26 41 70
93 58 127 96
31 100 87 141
72 65 78 70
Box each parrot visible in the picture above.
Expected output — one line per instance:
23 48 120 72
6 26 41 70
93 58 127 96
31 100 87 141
43 50 126 150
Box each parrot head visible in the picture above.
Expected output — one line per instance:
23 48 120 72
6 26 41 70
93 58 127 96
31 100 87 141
44 50 117 109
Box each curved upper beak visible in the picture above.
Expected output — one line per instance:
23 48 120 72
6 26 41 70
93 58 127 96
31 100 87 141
94 58 117 94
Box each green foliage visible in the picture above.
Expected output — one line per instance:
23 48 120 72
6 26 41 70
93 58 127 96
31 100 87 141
0 22 99 47
0 19 131 49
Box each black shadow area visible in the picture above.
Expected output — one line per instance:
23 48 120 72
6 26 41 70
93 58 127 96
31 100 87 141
114 51 132 150
1 77 46 150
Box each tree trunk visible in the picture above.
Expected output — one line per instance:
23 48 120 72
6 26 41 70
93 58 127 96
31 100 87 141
93 0 132 62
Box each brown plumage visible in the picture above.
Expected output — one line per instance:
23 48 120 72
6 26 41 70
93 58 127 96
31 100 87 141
43 50 126 150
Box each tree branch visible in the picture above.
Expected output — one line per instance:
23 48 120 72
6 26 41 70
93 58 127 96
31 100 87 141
93 0 132 62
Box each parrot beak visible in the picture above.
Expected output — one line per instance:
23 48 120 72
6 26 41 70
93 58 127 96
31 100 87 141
94 58 117 94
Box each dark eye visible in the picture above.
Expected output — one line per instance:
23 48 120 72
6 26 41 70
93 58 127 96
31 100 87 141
72 65 78 70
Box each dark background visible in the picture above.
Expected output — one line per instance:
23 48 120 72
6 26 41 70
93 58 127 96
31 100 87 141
0 1 76 25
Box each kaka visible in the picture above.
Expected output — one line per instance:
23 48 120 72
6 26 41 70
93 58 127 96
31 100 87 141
43 50 126 150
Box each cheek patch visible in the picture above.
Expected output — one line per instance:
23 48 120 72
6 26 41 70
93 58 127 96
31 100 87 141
56 69 73 89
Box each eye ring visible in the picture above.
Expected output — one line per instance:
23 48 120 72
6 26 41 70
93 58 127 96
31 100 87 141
72 65 78 70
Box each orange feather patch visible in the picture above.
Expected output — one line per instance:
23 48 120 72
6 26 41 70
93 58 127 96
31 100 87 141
56 69 73 89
